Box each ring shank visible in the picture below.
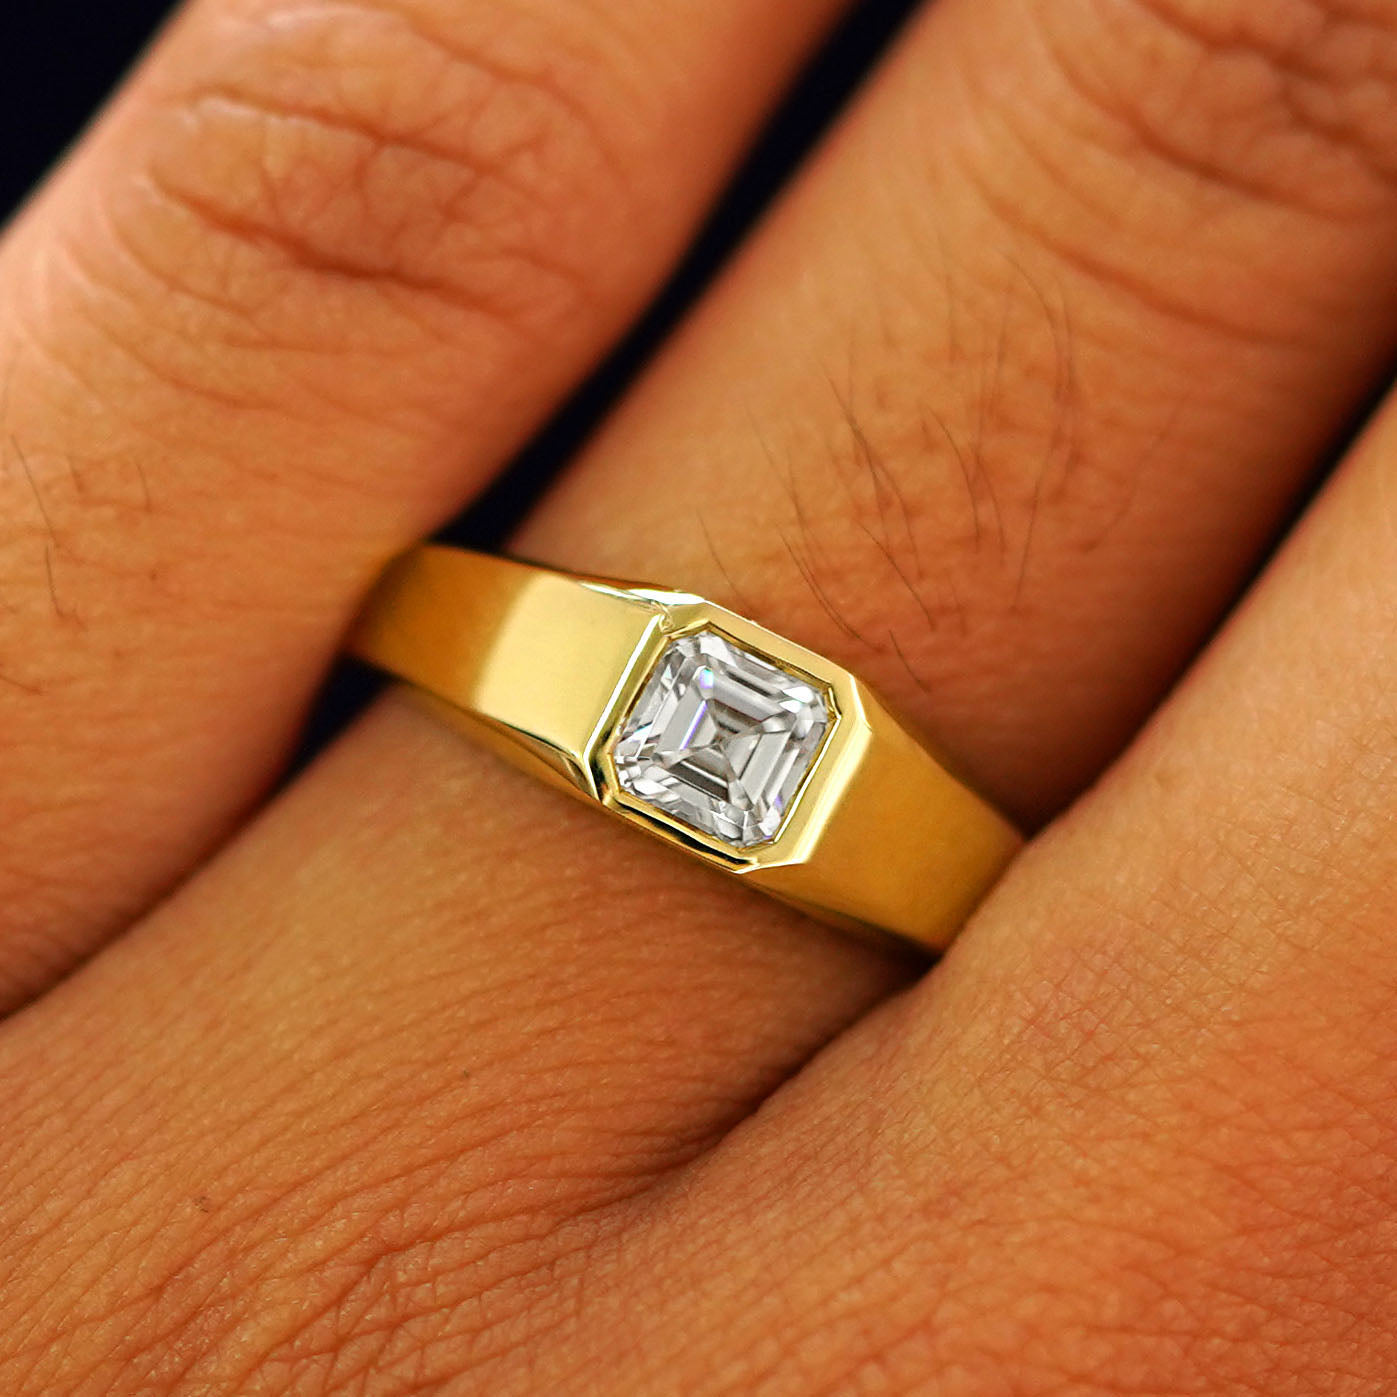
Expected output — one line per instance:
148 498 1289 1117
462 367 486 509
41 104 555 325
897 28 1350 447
350 547 661 797
756 693 1023 948
351 547 1022 952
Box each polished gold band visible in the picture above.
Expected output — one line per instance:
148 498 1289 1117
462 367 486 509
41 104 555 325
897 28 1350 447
349 546 1022 952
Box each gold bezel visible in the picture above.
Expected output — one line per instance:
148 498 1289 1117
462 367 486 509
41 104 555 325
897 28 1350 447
588 591 870 876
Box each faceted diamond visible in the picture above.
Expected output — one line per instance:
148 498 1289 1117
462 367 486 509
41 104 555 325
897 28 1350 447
612 630 831 848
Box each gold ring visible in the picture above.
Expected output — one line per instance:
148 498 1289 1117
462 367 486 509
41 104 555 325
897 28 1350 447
350 546 1022 952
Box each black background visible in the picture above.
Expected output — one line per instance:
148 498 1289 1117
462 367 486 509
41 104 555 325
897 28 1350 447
0 0 922 749
0 3 174 216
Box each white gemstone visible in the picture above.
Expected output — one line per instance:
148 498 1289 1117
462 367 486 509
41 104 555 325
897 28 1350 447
612 630 831 848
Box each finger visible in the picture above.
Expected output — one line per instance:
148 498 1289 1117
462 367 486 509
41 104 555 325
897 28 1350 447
482 346 1397 1397
520 0 1397 821
0 0 847 1006
9 0 1397 1385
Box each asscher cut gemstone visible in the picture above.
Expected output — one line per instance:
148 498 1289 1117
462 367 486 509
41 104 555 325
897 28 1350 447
612 630 831 848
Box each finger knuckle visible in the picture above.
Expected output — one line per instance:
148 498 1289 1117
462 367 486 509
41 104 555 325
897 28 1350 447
1041 0 1397 218
113 0 639 349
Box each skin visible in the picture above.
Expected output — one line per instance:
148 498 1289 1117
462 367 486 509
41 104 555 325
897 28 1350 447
2 0 1397 1391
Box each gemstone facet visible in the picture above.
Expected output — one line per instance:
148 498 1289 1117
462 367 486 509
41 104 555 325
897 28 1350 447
611 630 831 848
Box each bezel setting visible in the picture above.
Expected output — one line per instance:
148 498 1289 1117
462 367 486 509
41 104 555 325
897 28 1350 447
591 593 866 874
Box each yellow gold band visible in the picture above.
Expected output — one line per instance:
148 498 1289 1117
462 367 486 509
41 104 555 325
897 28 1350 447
349 546 1022 952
